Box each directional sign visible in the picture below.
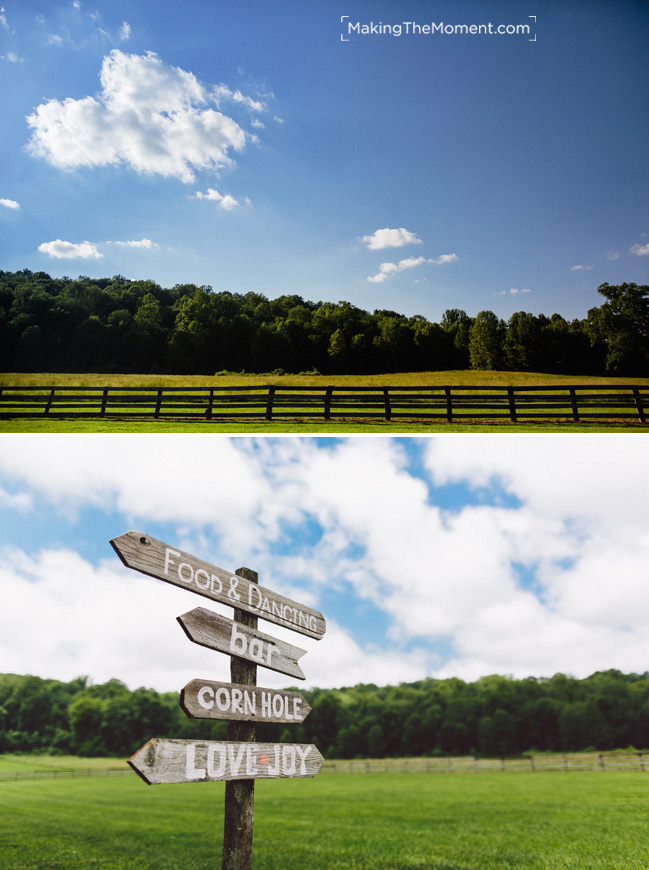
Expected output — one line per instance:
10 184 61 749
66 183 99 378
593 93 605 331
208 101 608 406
177 607 307 681
181 679 312 724
110 531 326 640
129 738 324 785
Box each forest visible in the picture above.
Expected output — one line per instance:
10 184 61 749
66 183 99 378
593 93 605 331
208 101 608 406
0 270 647 376
2 670 648 760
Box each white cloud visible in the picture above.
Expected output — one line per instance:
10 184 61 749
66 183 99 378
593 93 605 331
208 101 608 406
26 50 248 183
496 287 532 295
250 118 265 129
0 7 7 28
38 239 102 259
368 253 457 283
630 242 649 256
3 50 22 62
361 227 422 250
119 21 131 41
194 187 240 210
3 437 649 689
111 238 158 249
606 250 620 261
571 265 593 271
0 198 19 209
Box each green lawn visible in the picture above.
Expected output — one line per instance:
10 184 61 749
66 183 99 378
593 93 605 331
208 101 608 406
0 771 647 869
1 370 648 433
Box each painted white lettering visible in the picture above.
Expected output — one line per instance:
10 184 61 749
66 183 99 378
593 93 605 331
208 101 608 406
207 744 226 778
228 744 246 776
284 695 294 721
246 745 258 776
248 638 265 663
295 745 311 775
164 547 180 576
230 623 247 656
210 575 223 594
243 691 256 716
231 688 243 715
261 691 272 718
215 688 231 712
261 595 272 615
197 686 214 710
178 562 194 584
248 584 262 610
272 694 283 718
194 568 210 590
267 745 281 776
282 746 296 775
266 644 277 666
186 743 205 780
293 697 302 719
228 576 241 601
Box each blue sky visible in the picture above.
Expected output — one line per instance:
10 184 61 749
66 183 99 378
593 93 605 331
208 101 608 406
1 435 648 692
1 0 647 323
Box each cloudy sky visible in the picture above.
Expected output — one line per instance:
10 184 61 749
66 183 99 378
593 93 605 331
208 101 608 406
1 435 647 693
0 0 647 322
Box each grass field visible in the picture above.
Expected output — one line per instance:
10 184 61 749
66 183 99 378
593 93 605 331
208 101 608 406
0 768 647 869
2 371 649 433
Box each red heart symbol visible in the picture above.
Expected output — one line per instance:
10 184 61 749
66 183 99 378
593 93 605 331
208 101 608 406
261 755 269 765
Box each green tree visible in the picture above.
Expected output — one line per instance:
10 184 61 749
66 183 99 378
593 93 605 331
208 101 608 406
587 282 649 374
468 310 505 370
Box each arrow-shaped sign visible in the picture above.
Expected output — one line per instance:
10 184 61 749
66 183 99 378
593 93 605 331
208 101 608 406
180 679 312 724
129 738 324 785
110 531 325 640
177 607 308 681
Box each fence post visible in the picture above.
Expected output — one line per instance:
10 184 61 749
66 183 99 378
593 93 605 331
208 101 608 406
265 387 276 421
222 567 258 870
206 389 214 420
44 388 55 415
324 386 333 421
639 753 645 772
632 387 646 423
154 388 163 419
101 387 109 416
599 754 605 771
507 388 517 423
569 388 579 422
445 387 453 423
383 388 392 421
562 754 568 772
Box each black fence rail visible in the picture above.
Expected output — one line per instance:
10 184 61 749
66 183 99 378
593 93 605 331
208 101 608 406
322 751 648 774
0 384 647 423
0 766 131 782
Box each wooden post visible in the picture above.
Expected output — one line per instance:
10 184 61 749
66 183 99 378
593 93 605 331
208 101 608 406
222 566 258 870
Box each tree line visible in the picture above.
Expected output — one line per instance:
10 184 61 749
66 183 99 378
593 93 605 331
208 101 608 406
2 669 647 760
0 269 647 376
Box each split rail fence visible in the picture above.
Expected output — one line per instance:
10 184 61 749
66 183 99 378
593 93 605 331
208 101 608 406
0 384 647 423
1 752 646 782
321 751 648 774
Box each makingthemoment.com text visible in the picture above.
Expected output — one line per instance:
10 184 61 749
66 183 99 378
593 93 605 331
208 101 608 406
342 20 533 38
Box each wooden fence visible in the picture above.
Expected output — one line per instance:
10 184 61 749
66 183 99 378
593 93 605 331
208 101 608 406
320 751 648 774
0 766 131 782
1 752 645 782
0 384 647 423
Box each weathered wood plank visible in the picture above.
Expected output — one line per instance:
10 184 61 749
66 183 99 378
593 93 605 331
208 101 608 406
128 739 324 785
110 531 326 640
177 606 307 681
181 680 312 724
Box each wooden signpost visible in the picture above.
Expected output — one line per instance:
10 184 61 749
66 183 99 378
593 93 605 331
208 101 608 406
111 533 326 870
110 531 326 639
129 738 324 784
177 607 308 680
180 680 312 724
